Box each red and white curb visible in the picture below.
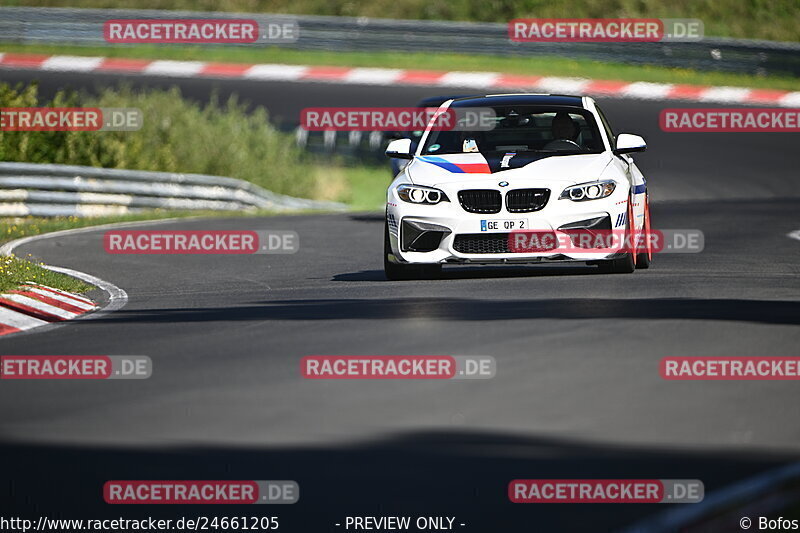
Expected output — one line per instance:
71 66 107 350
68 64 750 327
0 223 134 339
0 282 97 336
1 52 798 106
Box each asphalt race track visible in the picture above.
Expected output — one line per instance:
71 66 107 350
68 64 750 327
1 68 799 531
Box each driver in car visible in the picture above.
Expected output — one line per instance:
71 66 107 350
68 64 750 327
551 111 579 141
543 112 582 150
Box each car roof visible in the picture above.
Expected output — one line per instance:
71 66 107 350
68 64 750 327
449 94 585 108
415 95 477 107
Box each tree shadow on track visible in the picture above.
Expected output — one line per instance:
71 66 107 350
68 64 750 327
3 430 798 532
88 297 800 326
333 264 606 282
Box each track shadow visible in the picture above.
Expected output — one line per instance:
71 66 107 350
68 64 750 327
2 430 798 532
332 264 605 282
87 297 800 326
349 213 384 222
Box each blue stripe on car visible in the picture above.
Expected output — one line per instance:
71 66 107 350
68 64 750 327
418 156 465 173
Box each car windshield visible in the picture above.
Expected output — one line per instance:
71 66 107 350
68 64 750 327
421 105 605 155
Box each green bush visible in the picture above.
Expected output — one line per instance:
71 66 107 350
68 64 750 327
0 82 318 198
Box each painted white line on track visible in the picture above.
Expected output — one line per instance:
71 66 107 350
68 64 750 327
44 265 128 316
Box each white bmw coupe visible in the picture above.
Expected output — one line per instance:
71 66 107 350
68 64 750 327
384 94 652 280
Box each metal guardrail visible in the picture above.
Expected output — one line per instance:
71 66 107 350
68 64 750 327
0 162 345 217
0 7 799 77
295 127 387 164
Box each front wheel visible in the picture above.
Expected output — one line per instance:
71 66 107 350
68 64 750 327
597 193 636 274
635 194 652 269
384 220 441 281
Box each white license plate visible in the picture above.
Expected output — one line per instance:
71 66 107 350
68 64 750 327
479 218 529 232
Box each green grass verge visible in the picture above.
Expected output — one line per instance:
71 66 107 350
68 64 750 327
0 254 92 293
2 0 798 41
2 42 798 91
334 165 388 211
1 211 226 245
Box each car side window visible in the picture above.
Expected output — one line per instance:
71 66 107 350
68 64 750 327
596 106 616 150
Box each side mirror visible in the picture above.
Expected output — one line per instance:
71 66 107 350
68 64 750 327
614 133 647 155
386 138 413 159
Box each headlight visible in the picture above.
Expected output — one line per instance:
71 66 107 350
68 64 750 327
396 184 449 205
559 180 616 202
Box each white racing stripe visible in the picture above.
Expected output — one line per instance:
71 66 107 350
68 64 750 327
41 55 104 72
21 286 97 311
0 293 78 319
0 306 48 331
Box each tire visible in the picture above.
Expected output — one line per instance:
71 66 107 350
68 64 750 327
636 194 652 269
384 220 441 281
598 193 636 274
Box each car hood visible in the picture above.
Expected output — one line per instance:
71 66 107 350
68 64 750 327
406 152 614 188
